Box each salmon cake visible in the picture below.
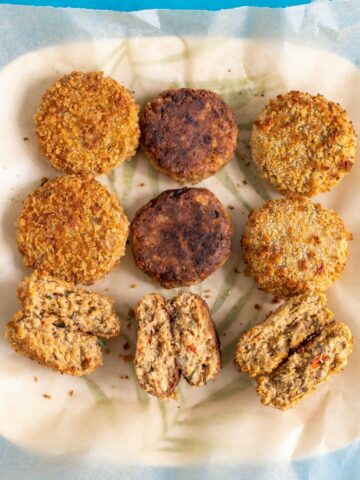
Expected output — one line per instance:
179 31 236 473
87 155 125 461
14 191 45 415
256 322 353 410
130 187 232 288
5 271 120 375
16 175 129 285
251 91 357 196
135 293 180 398
172 292 221 386
34 71 140 176
242 196 352 298
235 293 334 377
140 88 238 184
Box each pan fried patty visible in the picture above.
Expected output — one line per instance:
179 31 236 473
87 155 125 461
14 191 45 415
242 195 351 298
130 188 232 288
140 88 238 184
256 322 353 410
34 71 140 176
235 293 334 377
5 271 120 375
135 293 180 398
251 91 357 196
172 292 221 386
16 175 129 285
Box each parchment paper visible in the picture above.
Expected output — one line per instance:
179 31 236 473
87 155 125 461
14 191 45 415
0 0 360 474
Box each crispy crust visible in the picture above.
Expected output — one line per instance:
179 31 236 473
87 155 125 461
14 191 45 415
140 88 238 184
130 188 232 288
5 271 120 375
16 175 129 285
251 91 357 196
34 71 140 176
135 293 180 398
256 322 353 410
171 292 221 386
235 293 334 377
242 195 352 298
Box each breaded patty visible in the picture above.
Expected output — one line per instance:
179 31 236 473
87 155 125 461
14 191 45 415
242 196 351 298
172 292 221 386
256 322 353 410
235 293 334 377
130 188 232 288
140 88 238 184
34 71 140 176
16 175 129 285
251 91 357 196
5 271 120 375
135 293 180 398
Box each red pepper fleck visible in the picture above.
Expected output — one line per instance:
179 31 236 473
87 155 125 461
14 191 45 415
311 353 328 369
187 344 197 354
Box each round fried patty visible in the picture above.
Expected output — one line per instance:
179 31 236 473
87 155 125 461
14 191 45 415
130 188 233 288
251 91 357 196
34 71 140 176
17 175 129 285
242 195 352 298
140 88 238 184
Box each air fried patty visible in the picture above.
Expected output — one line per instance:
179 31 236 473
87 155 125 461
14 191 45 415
34 71 140 176
256 322 353 410
242 195 351 298
235 293 334 377
251 91 357 196
5 271 120 375
140 88 238 184
130 188 232 288
16 175 129 285
172 292 221 386
135 293 180 398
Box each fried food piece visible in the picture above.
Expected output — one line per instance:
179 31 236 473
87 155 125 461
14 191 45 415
172 292 221 386
235 293 333 377
135 293 180 398
256 322 353 410
251 91 357 196
34 71 140 176
5 271 120 375
130 188 232 288
242 196 351 298
140 88 238 184
16 175 129 285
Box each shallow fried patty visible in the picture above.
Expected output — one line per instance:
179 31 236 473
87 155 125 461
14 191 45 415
5 271 120 375
251 91 357 196
235 293 333 377
140 88 238 184
172 292 221 386
256 322 353 410
34 71 140 176
135 293 180 398
16 175 129 285
242 195 352 298
130 188 232 288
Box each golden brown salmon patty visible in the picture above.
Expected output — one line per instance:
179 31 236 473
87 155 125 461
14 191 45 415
172 292 221 386
5 271 120 375
16 175 129 285
135 293 180 398
256 322 353 410
242 196 351 298
140 88 238 184
235 293 334 377
251 91 357 196
34 71 140 176
130 187 232 288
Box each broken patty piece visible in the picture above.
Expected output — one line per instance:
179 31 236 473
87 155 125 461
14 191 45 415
5 271 120 375
256 322 353 410
235 293 334 377
135 293 180 398
172 292 221 386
